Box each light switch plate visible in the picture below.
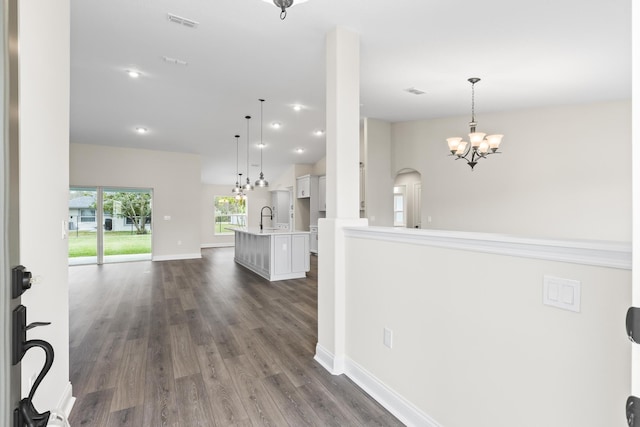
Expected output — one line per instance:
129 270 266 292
383 328 393 349
543 275 581 312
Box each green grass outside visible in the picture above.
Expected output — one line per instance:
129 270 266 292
68 231 152 257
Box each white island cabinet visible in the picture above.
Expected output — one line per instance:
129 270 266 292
234 228 310 281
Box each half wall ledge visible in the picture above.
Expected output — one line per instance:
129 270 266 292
343 227 631 270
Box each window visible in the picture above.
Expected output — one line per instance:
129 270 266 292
80 208 96 223
125 216 151 225
214 196 247 234
393 186 406 227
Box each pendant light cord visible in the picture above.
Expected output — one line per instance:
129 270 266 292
259 99 265 175
236 135 240 184
245 116 251 183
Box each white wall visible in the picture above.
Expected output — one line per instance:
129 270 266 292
312 156 326 176
392 100 631 241
345 233 630 426
70 144 202 260
18 0 72 413
363 118 394 227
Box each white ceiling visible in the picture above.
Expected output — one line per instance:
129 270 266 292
70 0 631 185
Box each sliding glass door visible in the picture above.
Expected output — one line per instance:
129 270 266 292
68 187 99 264
68 187 152 264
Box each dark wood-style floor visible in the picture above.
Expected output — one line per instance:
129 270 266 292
68 247 403 426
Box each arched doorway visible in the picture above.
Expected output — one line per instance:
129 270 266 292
393 169 422 228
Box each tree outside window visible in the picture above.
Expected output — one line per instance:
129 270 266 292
214 196 247 234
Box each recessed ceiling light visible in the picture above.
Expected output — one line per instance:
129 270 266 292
314 130 325 136
257 143 266 148
135 127 148 134
293 104 303 111
127 70 141 78
295 148 304 154
271 122 282 129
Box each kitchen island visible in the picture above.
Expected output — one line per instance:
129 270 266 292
234 228 310 281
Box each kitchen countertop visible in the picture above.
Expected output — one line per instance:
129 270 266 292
233 227 310 236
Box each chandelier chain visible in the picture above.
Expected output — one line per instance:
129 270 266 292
471 81 476 124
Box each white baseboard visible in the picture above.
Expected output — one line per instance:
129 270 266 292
152 253 202 261
56 381 75 418
344 358 442 427
314 344 441 427
201 243 234 248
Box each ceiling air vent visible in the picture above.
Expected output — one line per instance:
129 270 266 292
167 13 199 28
405 87 426 95
162 56 188 66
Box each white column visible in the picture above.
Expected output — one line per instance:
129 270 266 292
315 27 368 374
632 0 639 395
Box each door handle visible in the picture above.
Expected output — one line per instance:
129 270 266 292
626 307 640 343
12 305 54 427
628 396 640 427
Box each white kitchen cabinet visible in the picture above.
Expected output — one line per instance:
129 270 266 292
309 225 318 254
318 175 326 212
297 175 310 198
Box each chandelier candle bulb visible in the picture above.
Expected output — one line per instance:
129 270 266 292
469 132 486 147
447 137 462 153
487 134 504 151
479 141 490 154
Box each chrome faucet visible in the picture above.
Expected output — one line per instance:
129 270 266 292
260 206 273 230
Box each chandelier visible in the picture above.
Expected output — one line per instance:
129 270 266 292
446 77 503 170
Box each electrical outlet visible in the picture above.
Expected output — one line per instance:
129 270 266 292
383 328 393 349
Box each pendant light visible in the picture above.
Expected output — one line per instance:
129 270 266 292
232 135 242 195
254 99 269 187
235 174 246 200
243 115 254 191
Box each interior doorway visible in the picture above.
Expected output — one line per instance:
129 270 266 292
393 169 422 229
68 187 153 264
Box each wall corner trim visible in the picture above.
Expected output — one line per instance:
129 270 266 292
57 381 75 419
344 226 632 270
152 253 202 262
314 344 344 375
